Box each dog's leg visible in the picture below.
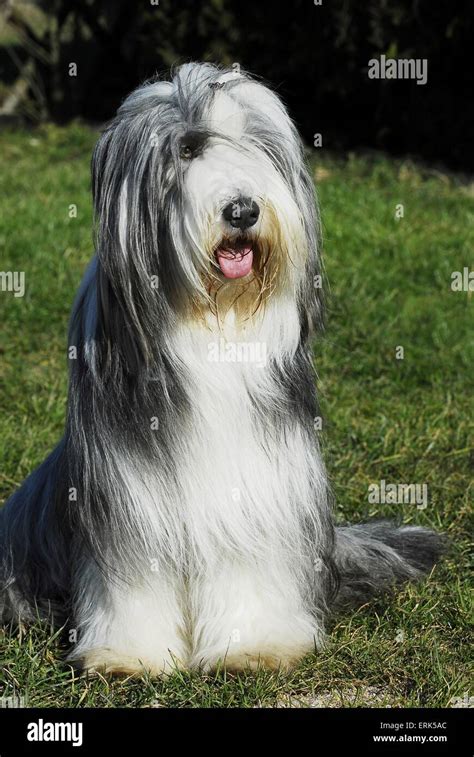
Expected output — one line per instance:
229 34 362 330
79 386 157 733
189 560 323 672
69 565 189 676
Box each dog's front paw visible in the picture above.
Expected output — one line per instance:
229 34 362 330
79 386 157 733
73 646 185 677
194 642 314 673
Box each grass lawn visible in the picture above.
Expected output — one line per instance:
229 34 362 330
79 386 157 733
0 124 472 708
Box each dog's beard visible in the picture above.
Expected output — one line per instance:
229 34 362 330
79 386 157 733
203 235 282 323
187 206 300 325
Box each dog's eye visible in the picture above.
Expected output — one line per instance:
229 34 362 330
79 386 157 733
180 143 194 160
179 131 207 160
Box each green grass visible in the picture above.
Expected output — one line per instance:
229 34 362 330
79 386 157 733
0 125 472 708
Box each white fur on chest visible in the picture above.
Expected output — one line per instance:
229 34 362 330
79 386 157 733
165 305 326 568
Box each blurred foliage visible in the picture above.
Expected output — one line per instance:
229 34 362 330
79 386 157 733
0 0 473 169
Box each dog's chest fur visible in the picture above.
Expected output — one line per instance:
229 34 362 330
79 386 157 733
148 306 327 567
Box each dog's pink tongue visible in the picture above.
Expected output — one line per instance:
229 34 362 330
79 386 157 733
216 246 253 279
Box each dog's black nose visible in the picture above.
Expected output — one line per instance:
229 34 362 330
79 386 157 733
222 198 260 229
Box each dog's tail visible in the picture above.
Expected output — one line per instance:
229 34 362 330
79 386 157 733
332 520 445 610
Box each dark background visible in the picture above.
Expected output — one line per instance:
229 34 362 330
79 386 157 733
1 0 473 170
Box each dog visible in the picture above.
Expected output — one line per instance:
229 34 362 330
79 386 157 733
0 63 443 675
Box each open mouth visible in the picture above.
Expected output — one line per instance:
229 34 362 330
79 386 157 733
215 239 254 279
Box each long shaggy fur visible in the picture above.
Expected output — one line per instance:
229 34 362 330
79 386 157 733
0 63 443 674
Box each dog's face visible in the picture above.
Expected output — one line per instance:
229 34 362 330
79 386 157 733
92 63 321 336
179 74 309 305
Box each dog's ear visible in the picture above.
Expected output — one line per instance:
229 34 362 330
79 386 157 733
87 120 176 379
89 128 150 376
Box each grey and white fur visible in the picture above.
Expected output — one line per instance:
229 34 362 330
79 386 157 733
0 63 443 674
